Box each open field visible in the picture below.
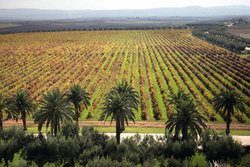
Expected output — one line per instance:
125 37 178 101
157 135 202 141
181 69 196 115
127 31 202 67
0 29 249 123
0 23 20 28
227 28 250 39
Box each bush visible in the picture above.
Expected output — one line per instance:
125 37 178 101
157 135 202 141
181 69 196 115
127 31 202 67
0 126 28 167
21 134 49 167
167 157 189 167
86 157 135 167
81 126 109 147
200 130 244 167
61 121 79 139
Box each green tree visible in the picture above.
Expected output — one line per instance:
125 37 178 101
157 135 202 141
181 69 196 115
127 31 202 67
166 91 207 140
33 89 74 136
101 82 139 144
66 84 90 125
0 93 18 130
21 134 49 167
6 89 36 131
61 121 79 139
168 90 190 107
213 90 245 135
0 126 26 167
200 130 244 167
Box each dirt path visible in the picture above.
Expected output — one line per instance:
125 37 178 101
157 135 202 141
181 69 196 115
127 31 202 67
3 120 250 130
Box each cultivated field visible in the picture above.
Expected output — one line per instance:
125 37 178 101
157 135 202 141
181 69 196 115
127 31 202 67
0 29 249 122
227 28 250 39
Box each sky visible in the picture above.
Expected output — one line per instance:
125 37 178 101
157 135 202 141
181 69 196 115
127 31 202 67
0 0 249 10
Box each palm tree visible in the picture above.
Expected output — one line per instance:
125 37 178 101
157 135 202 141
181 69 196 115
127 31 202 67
0 93 17 130
6 89 36 131
166 91 207 140
66 84 90 125
101 82 139 144
213 90 245 135
33 89 75 136
168 90 190 106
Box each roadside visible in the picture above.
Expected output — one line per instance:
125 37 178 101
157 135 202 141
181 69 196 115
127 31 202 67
3 120 250 135
3 120 250 130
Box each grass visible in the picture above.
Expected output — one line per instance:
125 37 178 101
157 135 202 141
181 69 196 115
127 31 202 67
18 125 250 136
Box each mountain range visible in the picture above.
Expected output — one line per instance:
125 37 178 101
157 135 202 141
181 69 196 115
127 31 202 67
0 6 250 20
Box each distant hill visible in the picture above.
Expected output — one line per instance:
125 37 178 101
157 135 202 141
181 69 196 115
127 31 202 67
0 6 250 20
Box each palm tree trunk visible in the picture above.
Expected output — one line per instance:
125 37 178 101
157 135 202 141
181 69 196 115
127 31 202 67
174 132 178 141
54 120 57 136
71 157 75 167
226 112 231 135
74 104 79 125
0 111 3 130
4 158 8 167
116 118 121 144
226 121 230 135
22 112 27 131
76 109 79 124
182 125 188 141
120 119 125 133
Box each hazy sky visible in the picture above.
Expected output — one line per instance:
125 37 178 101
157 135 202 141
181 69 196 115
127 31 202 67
0 0 249 10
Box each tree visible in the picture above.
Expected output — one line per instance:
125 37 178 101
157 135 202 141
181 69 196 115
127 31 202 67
200 130 244 167
0 126 27 167
33 89 75 136
21 134 49 167
166 91 207 140
66 84 90 125
213 90 245 135
101 82 139 144
0 93 17 130
6 89 36 131
167 90 190 107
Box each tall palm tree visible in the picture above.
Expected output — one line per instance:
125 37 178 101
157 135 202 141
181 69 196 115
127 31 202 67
168 90 190 106
66 84 90 125
6 89 36 131
33 89 75 136
213 90 245 135
0 93 17 130
101 82 139 144
166 91 207 141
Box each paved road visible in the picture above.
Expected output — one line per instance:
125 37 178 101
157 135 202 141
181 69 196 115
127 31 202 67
105 133 250 146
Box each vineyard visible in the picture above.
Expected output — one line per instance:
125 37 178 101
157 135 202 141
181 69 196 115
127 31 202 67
0 29 249 123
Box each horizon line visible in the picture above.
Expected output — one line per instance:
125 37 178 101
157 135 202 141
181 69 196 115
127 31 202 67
0 5 250 11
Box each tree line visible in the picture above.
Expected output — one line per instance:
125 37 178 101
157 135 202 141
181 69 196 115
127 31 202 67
0 82 246 137
1 124 249 167
0 25 188 35
0 82 247 166
192 29 246 53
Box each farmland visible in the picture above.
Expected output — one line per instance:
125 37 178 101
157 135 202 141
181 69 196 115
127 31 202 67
0 29 249 123
227 24 250 39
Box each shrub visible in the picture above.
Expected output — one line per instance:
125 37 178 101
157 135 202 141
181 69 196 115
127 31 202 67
61 121 79 139
86 157 135 167
200 130 244 167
